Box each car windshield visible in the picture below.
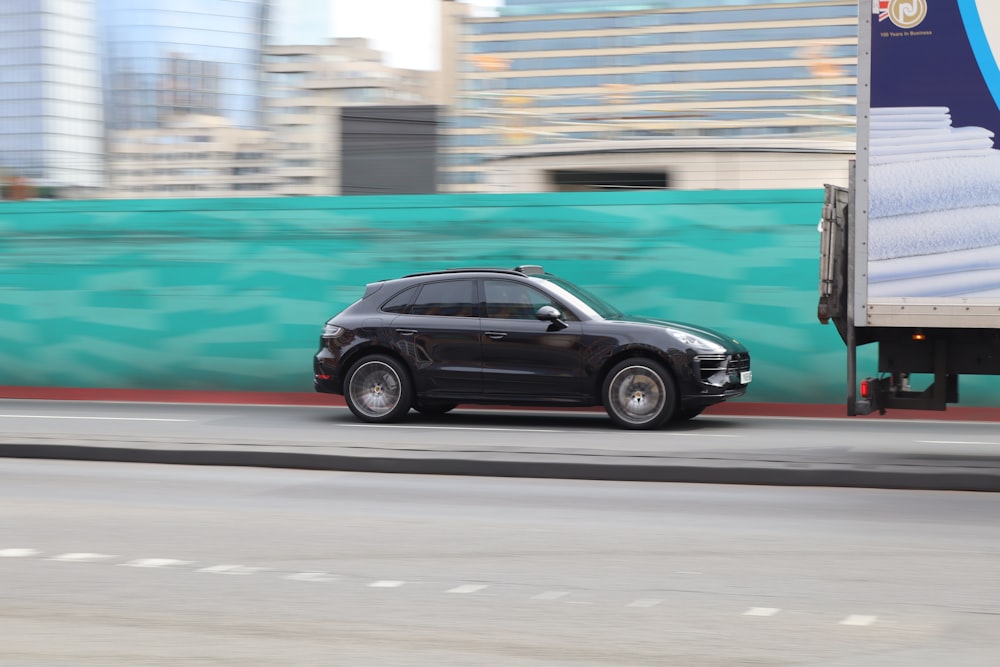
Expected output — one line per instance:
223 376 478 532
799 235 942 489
532 274 625 320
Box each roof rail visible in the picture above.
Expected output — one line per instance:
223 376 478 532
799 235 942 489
403 267 522 278
514 265 544 275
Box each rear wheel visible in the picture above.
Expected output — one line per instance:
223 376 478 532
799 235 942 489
602 358 676 430
344 355 412 423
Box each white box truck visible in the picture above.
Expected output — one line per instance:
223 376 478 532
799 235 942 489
819 0 1000 414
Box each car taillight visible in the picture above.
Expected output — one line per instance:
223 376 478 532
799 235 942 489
322 323 344 338
860 378 872 399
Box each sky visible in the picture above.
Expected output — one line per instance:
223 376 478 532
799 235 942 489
331 0 504 71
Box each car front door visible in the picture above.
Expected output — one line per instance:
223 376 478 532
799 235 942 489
387 279 482 398
480 278 586 401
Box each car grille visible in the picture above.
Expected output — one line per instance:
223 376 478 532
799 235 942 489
696 353 750 385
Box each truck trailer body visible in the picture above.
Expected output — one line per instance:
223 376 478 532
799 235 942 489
820 0 1000 414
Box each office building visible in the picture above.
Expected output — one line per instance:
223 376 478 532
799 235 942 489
263 39 437 196
0 0 104 192
442 0 857 192
97 0 269 131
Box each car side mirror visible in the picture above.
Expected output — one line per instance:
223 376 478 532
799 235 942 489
536 305 567 330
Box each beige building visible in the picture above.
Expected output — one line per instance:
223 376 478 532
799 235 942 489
106 115 271 198
106 39 438 198
263 39 438 196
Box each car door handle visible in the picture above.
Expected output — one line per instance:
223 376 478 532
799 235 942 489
395 328 418 336
484 331 507 340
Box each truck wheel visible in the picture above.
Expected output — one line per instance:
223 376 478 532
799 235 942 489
344 355 412 423
602 359 676 429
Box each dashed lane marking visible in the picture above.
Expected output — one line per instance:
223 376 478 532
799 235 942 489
840 615 878 626
0 546 891 629
744 607 781 617
0 548 40 557
285 572 340 582
532 591 570 601
120 558 194 568
447 584 489 594
627 598 663 608
197 564 268 575
49 553 119 562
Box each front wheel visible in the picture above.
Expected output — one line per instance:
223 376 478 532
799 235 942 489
344 355 413 423
602 358 676 430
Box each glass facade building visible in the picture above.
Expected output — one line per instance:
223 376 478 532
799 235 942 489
442 0 858 191
0 0 104 189
97 0 269 130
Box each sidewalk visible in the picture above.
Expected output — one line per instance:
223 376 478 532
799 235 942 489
1 389 999 492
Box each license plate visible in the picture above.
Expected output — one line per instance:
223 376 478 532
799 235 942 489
740 371 753 384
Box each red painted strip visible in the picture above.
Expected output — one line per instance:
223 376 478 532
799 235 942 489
1 386 999 421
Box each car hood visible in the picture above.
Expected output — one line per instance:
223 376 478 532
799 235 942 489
608 315 748 352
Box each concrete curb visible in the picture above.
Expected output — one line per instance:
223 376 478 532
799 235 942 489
3 442 998 493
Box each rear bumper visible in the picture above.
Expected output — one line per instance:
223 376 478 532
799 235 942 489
313 356 343 395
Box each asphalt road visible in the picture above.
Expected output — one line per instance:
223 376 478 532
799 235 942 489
2 460 999 666
1 400 1000 490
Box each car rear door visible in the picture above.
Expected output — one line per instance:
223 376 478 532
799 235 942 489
387 278 483 398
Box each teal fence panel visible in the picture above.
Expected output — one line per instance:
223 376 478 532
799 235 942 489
2 191 997 404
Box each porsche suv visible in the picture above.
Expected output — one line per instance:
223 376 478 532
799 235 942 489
313 265 751 429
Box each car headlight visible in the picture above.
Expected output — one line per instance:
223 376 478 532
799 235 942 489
664 327 726 354
322 323 345 338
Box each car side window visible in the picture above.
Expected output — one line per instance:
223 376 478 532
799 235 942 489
410 280 479 317
484 279 573 320
381 286 418 314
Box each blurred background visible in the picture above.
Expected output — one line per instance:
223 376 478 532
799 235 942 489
0 0 897 404
0 0 856 199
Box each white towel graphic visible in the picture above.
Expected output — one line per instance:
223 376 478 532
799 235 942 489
867 106 1000 297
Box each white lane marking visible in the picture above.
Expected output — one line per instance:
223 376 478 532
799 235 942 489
369 580 406 588
285 572 339 582
744 607 781 617
197 564 267 575
120 558 194 568
49 553 118 562
447 584 488 594
627 598 663 608
354 424 558 433
918 440 1000 446
532 591 570 601
0 414 190 422
0 548 40 558
841 615 878 626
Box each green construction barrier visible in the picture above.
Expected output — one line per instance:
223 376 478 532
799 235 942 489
2 190 995 405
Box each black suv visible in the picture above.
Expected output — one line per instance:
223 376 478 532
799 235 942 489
314 265 750 429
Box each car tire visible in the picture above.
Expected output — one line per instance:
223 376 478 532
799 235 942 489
344 355 413 423
672 406 705 422
602 358 676 429
413 402 458 415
